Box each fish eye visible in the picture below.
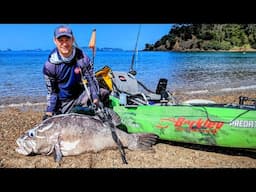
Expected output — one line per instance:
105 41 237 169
28 130 35 138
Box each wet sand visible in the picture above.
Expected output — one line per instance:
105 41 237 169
1 90 256 168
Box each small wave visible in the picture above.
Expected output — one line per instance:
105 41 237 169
220 85 256 92
184 90 209 95
183 85 256 95
0 102 46 109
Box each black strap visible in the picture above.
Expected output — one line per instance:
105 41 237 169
79 51 128 164
98 107 128 164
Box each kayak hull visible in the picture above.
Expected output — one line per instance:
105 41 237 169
111 96 256 149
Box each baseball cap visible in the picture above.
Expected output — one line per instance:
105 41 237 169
54 25 73 39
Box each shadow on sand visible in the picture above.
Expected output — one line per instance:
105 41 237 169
159 140 256 159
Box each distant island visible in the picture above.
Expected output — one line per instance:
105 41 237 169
81 46 124 52
0 47 125 52
144 24 256 52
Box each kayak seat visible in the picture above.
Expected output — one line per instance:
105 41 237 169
111 71 149 105
111 71 175 105
111 71 140 94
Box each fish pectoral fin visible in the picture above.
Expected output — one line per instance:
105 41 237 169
54 143 63 162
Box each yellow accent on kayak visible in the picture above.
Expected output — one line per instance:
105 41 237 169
95 66 113 91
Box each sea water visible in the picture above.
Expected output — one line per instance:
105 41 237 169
1 50 256 104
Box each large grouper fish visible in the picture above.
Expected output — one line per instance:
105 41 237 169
16 113 158 162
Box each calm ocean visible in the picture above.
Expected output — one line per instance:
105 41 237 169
0 50 256 105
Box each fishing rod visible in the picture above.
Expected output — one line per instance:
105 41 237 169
129 24 141 76
77 28 128 164
73 42 95 108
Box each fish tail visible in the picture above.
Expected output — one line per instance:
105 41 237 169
129 133 159 150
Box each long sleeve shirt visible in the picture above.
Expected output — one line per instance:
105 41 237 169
43 47 99 113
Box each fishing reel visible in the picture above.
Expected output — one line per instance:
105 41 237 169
92 102 111 122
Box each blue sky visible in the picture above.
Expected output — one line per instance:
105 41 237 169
0 24 172 51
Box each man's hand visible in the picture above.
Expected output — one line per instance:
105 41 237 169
42 112 53 121
93 98 99 107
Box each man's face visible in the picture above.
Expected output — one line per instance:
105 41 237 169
54 36 74 57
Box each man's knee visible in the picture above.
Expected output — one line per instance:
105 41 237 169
100 88 110 97
100 88 111 107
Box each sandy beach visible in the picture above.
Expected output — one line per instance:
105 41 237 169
1 90 256 168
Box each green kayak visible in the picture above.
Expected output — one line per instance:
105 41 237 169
95 67 256 150
111 96 256 149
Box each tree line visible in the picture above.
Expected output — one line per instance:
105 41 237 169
144 24 256 51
